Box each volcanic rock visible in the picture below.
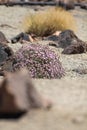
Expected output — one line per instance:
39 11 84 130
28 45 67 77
62 42 87 54
0 43 13 65
0 31 8 44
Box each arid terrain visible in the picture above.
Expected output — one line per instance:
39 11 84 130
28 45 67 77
0 5 87 130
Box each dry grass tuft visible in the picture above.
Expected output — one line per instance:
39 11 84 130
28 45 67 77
23 8 76 37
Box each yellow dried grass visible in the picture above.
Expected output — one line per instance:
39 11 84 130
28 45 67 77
23 7 76 36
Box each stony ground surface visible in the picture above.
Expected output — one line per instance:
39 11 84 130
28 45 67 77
0 5 87 130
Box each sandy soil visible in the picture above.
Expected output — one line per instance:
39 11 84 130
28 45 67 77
0 5 87 130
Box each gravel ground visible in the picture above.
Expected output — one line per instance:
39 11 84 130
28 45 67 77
0 5 87 130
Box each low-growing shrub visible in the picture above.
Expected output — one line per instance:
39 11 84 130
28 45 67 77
23 7 76 37
13 44 64 78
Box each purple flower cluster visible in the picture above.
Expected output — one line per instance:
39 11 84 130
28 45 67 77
13 44 64 78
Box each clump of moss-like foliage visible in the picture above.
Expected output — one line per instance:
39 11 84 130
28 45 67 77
23 8 76 37
13 44 64 78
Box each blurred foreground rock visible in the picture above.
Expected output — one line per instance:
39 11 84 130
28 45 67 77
0 68 51 118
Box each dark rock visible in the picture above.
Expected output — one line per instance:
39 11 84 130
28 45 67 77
45 35 59 42
46 31 61 46
0 0 75 10
58 30 79 48
48 35 59 47
0 32 11 66
49 41 59 47
11 32 35 43
72 68 87 75
0 57 14 76
49 30 87 54
0 31 8 44
0 43 13 65
62 42 87 54
49 30 79 48
11 32 30 43
59 0 75 10
80 3 87 10
0 68 52 117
